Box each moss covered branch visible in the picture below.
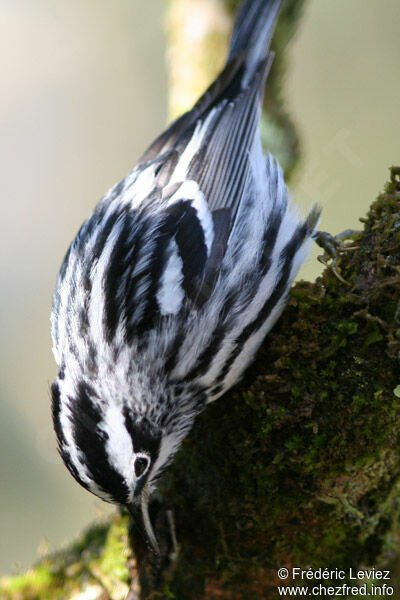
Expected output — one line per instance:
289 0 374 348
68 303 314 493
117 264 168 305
2 2 399 599
3 168 399 600
153 167 400 598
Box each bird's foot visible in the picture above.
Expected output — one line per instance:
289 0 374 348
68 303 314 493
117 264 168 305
313 229 361 286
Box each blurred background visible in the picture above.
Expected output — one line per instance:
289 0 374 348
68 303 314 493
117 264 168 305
0 0 399 575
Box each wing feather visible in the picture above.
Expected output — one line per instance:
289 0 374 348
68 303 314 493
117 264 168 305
126 0 282 307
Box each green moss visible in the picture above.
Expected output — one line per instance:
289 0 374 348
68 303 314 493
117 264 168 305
0 517 133 600
97 515 131 584
5 565 53 594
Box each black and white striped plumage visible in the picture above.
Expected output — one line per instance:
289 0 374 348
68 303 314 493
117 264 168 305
51 0 319 552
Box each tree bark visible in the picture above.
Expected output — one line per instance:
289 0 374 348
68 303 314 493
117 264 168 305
2 2 400 599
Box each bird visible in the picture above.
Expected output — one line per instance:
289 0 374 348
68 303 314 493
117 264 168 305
51 0 320 554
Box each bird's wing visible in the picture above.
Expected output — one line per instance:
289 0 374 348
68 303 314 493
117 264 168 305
133 0 283 305
97 0 283 319
152 55 273 306
138 57 243 165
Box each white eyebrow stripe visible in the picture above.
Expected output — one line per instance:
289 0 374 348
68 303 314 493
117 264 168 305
98 405 134 488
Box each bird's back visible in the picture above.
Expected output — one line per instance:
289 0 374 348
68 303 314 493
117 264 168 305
52 0 319 402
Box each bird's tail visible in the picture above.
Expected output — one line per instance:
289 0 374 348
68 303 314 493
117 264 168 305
228 0 282 88
138 0 282 165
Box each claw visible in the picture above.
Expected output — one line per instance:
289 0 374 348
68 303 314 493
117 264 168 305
313 230 361 286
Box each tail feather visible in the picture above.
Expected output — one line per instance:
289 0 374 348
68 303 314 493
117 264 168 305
229 0 282 87
138 0 282 165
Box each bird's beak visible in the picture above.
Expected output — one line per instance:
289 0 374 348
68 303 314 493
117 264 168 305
127 485 160 555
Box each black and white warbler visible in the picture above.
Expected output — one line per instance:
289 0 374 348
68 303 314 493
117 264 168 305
51 0 321 553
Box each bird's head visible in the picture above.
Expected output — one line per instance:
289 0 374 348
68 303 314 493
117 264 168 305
51 375 186 553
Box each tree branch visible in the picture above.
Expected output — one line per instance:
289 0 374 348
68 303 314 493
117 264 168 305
2 2 399 599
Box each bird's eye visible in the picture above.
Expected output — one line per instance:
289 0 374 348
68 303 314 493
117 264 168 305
134 454 150 478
